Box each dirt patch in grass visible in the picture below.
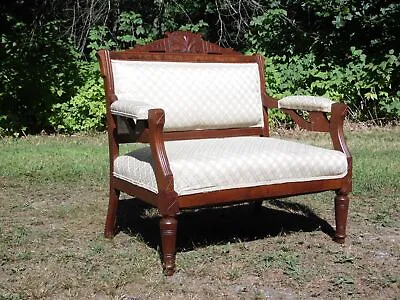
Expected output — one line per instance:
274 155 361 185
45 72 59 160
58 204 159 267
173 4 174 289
1 177 399 299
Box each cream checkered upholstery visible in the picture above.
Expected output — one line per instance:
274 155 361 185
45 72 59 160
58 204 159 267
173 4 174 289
110 100 155 119
278 96 334 112
110 60 264 131
114 136 348 195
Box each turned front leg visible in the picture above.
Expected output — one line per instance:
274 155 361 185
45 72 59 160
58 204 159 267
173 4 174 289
160 216 178 275
334 192 350 243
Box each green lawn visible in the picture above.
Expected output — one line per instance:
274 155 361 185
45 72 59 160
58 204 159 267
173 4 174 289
0 127 399 299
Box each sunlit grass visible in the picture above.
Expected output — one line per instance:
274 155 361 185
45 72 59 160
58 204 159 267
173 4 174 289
0 134 109 185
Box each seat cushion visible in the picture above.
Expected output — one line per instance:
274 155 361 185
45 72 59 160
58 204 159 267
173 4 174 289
114 136 348 196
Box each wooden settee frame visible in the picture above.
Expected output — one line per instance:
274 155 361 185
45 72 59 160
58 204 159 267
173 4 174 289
97 31 352 276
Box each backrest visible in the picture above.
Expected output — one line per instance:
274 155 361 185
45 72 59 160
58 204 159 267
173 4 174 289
98 31 268 137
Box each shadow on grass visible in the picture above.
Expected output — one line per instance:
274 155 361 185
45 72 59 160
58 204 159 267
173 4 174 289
116 198 335 252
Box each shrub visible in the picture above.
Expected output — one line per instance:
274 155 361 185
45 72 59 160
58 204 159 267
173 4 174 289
49 62 105 133
264 48 400 123
47 12 158 134
0 19 82 136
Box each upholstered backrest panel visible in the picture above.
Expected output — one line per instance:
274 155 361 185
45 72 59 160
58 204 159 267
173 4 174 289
111 60 264 131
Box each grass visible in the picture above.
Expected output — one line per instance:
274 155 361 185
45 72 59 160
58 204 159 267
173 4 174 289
0 126 399 299
0 134 109 184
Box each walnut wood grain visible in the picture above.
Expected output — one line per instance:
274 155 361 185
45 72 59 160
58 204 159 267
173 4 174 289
109 52 255 62
116 127 264 144
178 177 347 209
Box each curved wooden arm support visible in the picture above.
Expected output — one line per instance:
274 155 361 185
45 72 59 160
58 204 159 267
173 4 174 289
148 109 179 215
329 103 352 193
106 94 120 172
263 93 330 132
262 92 279 108
329 103 351 156
281 109 330 132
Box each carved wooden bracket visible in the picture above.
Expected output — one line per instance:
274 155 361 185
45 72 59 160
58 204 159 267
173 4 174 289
133 31 239 54
282 109 330 132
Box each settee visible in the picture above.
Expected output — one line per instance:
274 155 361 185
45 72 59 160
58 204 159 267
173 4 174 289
97 31 352 275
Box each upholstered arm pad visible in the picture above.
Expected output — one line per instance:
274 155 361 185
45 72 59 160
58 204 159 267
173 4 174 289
278 96 334 112
110 99 155 119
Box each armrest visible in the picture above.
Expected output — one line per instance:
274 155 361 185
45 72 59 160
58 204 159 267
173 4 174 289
110 98 157 144
110 99 155 119
147 109 179 214
278 96 334 112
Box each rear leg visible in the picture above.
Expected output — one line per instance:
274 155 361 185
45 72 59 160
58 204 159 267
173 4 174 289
104 186 120 239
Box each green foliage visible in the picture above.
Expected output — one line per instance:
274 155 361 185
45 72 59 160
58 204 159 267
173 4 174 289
312 48 399 121
0 18 82 136
246 2 400 59
245 0 400 125
87 11 156 58
48 11 157 134
86 26 117 58
1 1 399 135
265 48 400 122
49 62 105 133
117 11 148 45
179 20 209 34
246 9 295 55
265 53 318 98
